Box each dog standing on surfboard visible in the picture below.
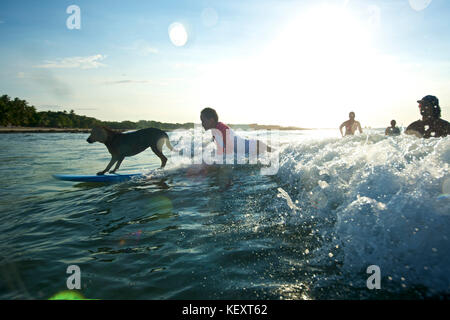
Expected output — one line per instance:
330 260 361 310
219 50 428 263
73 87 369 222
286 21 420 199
86 126 174 175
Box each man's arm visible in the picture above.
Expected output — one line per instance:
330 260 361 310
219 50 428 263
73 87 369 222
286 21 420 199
444 120 450 130
211 128 225 151
441 119 450 137
357 121 363 134
339 122 345 137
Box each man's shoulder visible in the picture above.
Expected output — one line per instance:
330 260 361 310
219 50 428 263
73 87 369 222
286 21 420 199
437 118 450 126
405 120 424 137
341 120 351 127
435 118 450 134
216 122 230 129
406 119 423 129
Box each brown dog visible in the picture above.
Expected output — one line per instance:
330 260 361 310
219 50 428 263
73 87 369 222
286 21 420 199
87 126 173 175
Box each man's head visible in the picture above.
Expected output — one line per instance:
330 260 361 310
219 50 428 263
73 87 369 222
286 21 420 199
349 112 355 120
200 107 218 130
417 95 441 119
391 120 396 127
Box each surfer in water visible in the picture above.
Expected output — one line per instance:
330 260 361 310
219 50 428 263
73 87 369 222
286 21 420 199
339 112 363 137
200 107 273 157
405 95 450 138
385 120 401 136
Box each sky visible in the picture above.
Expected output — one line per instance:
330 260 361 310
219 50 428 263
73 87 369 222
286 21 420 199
1 0 450 128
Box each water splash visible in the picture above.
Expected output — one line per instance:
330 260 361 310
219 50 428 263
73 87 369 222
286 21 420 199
277 187 301 213
276 132 450 294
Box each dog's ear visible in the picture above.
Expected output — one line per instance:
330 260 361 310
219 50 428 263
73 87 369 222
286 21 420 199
101 125 116 133
88 126 109 143
91 125 103 132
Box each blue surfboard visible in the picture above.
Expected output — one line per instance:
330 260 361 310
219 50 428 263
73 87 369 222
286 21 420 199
53 173 144 183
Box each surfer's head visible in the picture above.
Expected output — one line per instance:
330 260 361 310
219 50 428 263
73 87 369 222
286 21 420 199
417 95 441 119
200 107 218 130
349 112 355 120
87 126 109 144
391 120 396 127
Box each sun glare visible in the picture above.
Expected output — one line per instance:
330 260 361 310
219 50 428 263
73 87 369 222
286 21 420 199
263 5 377 105
198 4 412 128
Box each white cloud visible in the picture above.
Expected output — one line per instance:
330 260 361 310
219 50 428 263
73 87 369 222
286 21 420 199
121 40 159 56
34 54 107 69
102 79 168 86
139 46 158 55
171 62 198 70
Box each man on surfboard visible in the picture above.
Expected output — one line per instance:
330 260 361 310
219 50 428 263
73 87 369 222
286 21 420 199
200 107 273 158
339 111 363 137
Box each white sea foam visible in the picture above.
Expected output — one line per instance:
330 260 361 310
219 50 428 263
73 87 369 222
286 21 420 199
274 130 450 294
167 128 450 293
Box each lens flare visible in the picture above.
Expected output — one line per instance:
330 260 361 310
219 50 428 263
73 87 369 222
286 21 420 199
409 0 432 11
201 8 218 27
168 22 188 47
49 290 86 300
442 177 450 195
310 191 328 209
149 195 173 214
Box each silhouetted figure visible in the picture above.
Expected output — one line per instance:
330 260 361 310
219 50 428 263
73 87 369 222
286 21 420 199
200 107 273 155
385 120 400 136
405 95 450 138
339 111 363 137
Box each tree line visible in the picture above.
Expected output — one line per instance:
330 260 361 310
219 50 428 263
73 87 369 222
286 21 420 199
0 95 194 130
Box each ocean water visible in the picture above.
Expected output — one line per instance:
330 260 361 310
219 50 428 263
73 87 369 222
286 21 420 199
0 129 449 299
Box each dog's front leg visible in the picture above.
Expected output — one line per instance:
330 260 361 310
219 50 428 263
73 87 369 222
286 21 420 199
109 156 125 174
97 157 118 175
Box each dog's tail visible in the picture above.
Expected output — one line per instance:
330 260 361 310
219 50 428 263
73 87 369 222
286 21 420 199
164 135 174 151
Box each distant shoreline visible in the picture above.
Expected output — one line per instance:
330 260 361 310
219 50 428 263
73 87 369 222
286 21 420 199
0 127 92 133
0 125 314 133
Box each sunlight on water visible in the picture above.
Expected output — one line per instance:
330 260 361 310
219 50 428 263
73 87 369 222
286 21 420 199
0 130 449 299
275 130 450 296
